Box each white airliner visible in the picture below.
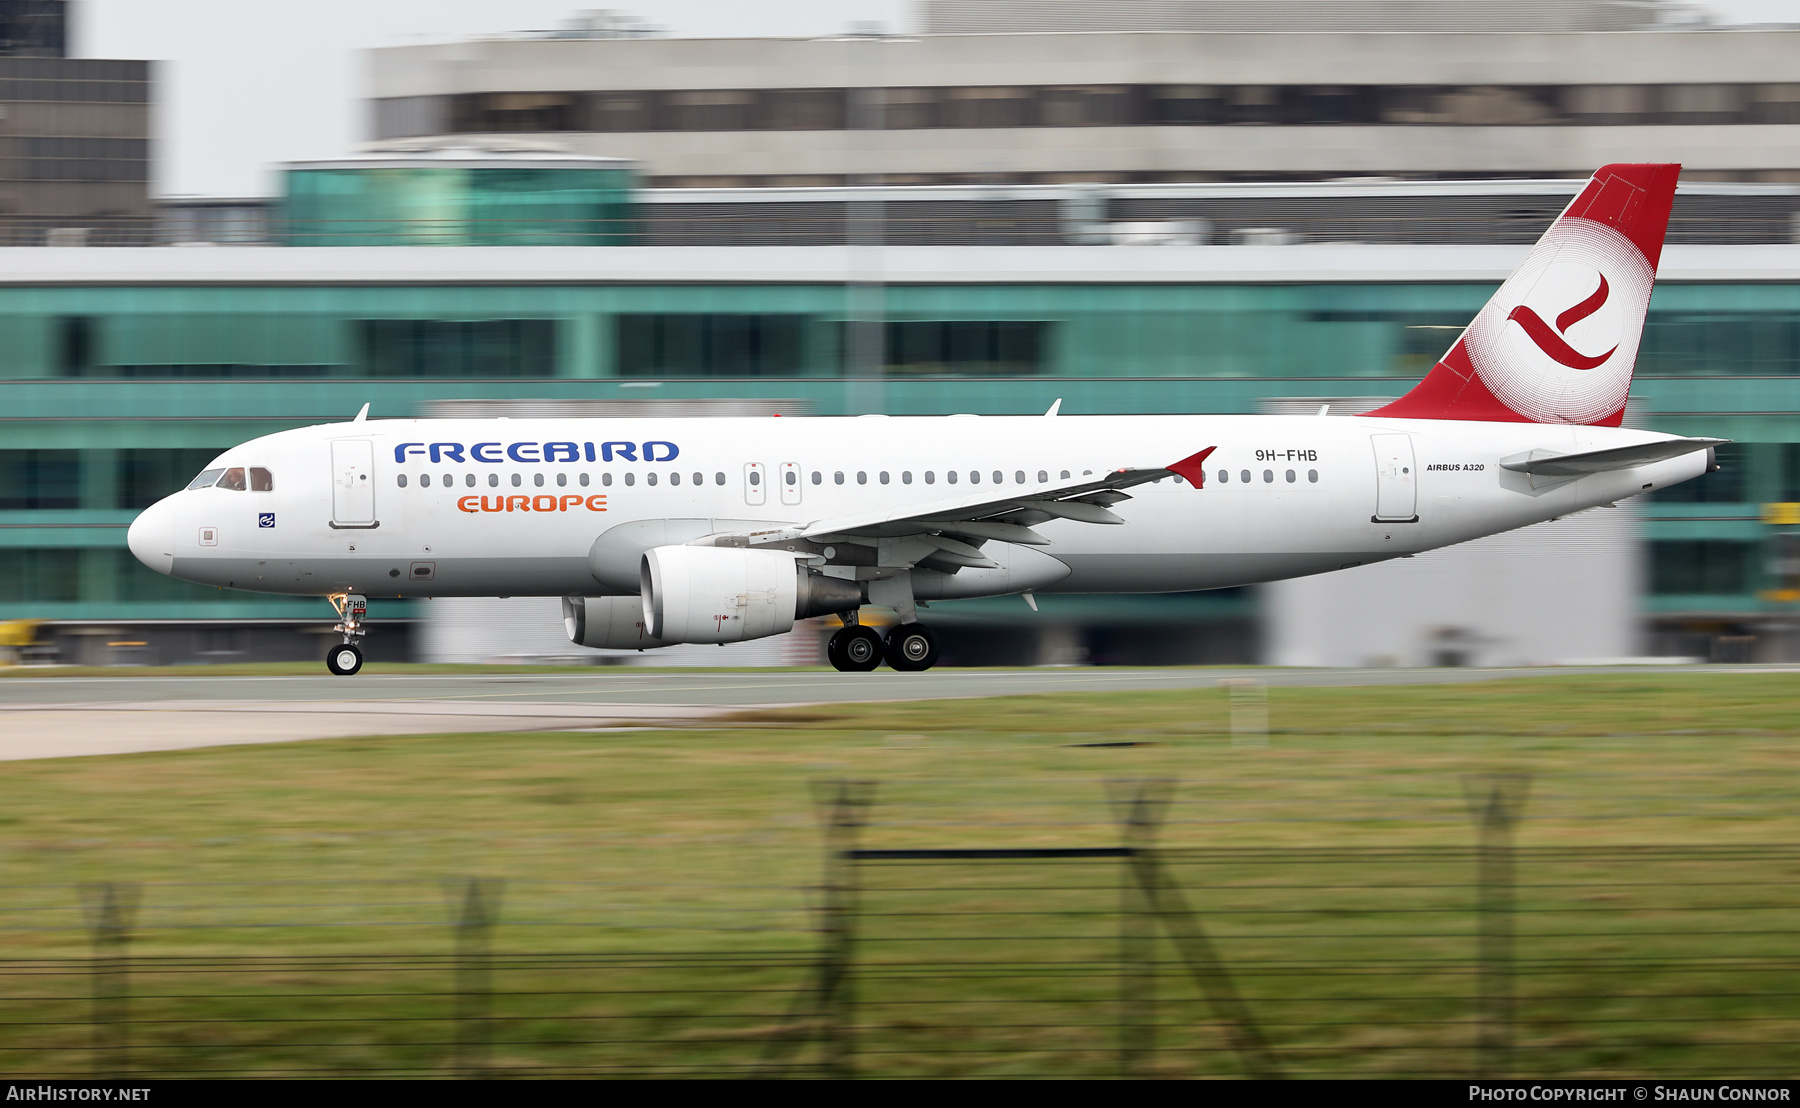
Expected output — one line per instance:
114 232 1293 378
128 163 1720 675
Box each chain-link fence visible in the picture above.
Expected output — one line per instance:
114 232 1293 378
2 778 1797 1078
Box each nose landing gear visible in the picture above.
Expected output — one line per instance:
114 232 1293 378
325 593 367 676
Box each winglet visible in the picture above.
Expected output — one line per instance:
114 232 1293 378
1166 446 1217 488
352 403 370 423
1044 398 1062 417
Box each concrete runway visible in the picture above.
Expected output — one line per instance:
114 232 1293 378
0 664 1790 761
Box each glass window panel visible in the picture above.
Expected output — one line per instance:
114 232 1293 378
1650 541 1755 595
618 314 806 377
0 450 79 508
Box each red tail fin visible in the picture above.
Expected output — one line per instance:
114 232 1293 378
1364 163 1679 427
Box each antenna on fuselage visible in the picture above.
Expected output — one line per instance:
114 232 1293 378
352 403 369 422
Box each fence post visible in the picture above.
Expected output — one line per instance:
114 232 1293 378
446 877 503 1079
79 883 139 1080
1464 773 1530 1079
1221 678 1269 747
811 779 874 1078
1109 778 1170 1076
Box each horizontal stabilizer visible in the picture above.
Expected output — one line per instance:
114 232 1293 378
1499 437 1727 477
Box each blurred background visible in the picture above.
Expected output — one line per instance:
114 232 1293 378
3 0 1800 668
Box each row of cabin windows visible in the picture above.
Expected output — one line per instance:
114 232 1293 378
802 468 1074 487
399 471 731 489
399 468 1088 490
1219 469 1320 484
396 467 1325 490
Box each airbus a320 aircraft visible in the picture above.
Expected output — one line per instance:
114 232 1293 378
128 163 1720 676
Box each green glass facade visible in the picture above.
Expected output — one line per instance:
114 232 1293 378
282 165 637 246
1 276 1795 631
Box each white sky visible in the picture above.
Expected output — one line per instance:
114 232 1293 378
70 0 1797 198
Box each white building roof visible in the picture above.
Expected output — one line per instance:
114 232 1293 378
0 243 1795 285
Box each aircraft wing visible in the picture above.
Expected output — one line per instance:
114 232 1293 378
701 448 1214 569
1499 437 1727 477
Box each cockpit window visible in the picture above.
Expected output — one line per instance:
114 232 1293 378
216 468 248 491
250 467 274 492
186 468 225 490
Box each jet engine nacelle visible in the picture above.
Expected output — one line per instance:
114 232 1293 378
563 595 669 650
640 545 863 644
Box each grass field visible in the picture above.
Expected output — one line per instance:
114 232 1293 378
2 672 1798 1077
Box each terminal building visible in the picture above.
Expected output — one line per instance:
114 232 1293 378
4 3 1799 667
0 0 153 245
366 1 1799 188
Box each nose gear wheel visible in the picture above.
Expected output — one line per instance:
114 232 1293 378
326 643 363 676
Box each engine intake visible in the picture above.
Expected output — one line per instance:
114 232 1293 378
640 545 863 644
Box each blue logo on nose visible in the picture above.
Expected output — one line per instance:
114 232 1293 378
258 513 275 528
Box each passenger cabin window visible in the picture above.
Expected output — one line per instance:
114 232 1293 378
250 467 274 492
396 474 408 488
488 473 499 487
579 473 590 487
714 472 725 485
602 473 613 486
670 472 680 485
186 468 225 490
1037 470 1048 483
811 471 822 485
420 474 431 487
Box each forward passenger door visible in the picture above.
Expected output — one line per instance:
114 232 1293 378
330 439 377 528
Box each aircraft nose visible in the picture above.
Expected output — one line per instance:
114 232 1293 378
127 501 175 576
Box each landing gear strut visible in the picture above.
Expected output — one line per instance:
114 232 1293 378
326 593 367 676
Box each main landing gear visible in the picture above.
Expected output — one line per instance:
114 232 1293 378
325 593 367 676
826 619 941 673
